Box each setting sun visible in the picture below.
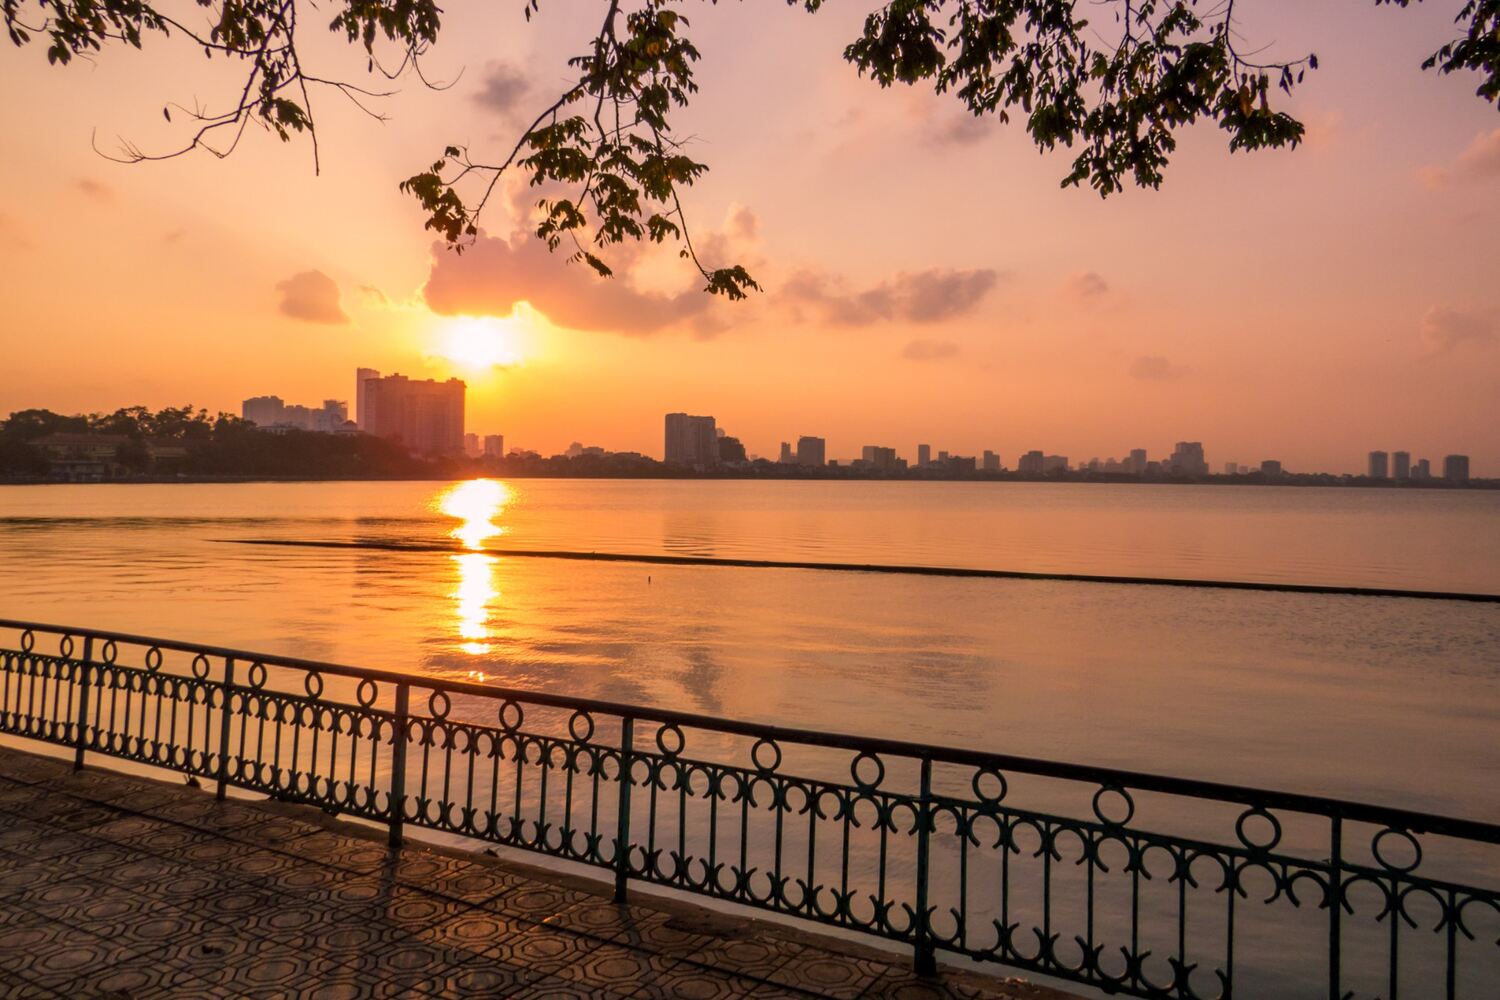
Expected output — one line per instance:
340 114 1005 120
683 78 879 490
438 316 526 371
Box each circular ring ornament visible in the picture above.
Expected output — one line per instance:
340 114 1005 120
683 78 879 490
100 640 118 664
851 752 885 791
1234 807 1283 852
655 723 685 757
568 711 594 744
19 630 34 653
428 690 451 720
304 671 324 699
247 662 268 689
1372 827 1423 873
972 767 1009 804
1092 785 1136 827
356 678 378 708
59 635 75 659
191 655 211 681
750 738 781 773
498 699 523 731
145 647 163 672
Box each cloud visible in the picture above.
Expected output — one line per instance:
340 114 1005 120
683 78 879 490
725 204 759 241
901 338 960 361
1065 271 1109 301
424 232 713 336
1130 355 1188 380
1420 305 1495 353
1419 128 1500 189
75 179 114 202
355 284 390 306
275 270 349 324
473 63 530 115
929 114 989 146
782 267 1000 326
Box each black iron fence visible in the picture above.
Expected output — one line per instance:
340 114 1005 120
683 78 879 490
0 618 1496 998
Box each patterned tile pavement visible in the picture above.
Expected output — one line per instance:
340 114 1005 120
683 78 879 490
0 746 1076 1000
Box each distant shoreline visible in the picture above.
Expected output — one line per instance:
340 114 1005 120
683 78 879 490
1 472 1496 490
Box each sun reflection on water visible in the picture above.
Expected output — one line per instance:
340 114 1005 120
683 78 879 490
432 479 512 655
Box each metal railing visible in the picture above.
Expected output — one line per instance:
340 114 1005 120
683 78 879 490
0 618 1496 998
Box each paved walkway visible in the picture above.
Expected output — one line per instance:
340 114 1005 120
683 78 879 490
0 746 1069 1000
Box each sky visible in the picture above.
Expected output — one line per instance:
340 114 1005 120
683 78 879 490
0 1 1496 473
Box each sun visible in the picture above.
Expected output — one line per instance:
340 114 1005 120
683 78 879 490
438 316 526 370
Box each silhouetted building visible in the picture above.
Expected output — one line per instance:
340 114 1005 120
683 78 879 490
982 450 1000 472
1368 450 1389 479
796 436 826 467
778 441 794 464
1043 455 1069 473
1018 450 1045 475
718 436 748 464
241 396 348 433
1223 462 1238 475
1169 441 1207 476
664 413 718 469
365 374 465 455
355 368 380 430
917 444 931 468
1444 454 1470 483
1393 451 1411 480
483 434 504 458
1414 458 1431 480
1126 448 1148 475
1261 460 1283 477
860 445 899 471
464 433 481 458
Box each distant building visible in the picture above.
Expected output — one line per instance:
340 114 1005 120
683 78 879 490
1444 454 1470 483
483 434 504 458
464 433 481 458
860 445 899 471
917 444 931 469
664 413 718 469
949 456 977 473
1018 450 1045 475
1169 441 1207 476
363 374 465 455
1126 448 1148 475
241 396 348 433
982 450 1000 472
796 436 826 467
937 450 949 463
1392 451 1411 480
1368 450 1389 479
355 368 380 430
778 441 794 464
1414 458 1431 480
718 436 748 464
1042 455 1069 474
1223 462 1238 475
1261 460 1283 477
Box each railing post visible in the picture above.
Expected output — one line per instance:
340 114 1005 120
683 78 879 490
215 658 236 800
614 716 634 903
388 682 410 849
914 756 936 976
1329 815 1342 1000
72 637 93 771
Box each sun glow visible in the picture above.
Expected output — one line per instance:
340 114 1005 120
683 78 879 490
438 316 526 371
436 478 512 550
433 479 514 656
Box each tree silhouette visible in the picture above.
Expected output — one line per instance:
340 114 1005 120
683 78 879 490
5 0 1496 297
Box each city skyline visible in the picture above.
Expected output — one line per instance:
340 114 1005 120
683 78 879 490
0 5 1495 474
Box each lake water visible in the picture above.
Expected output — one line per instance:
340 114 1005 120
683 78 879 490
2 479 1498 996
0 479 1496 817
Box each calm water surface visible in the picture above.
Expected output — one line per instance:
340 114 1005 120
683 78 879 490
1 479 1496 820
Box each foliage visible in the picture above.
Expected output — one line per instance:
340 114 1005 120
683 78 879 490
0 406 440 479
5 0 1497 296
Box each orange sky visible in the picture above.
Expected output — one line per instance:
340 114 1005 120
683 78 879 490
0 2 1496 472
